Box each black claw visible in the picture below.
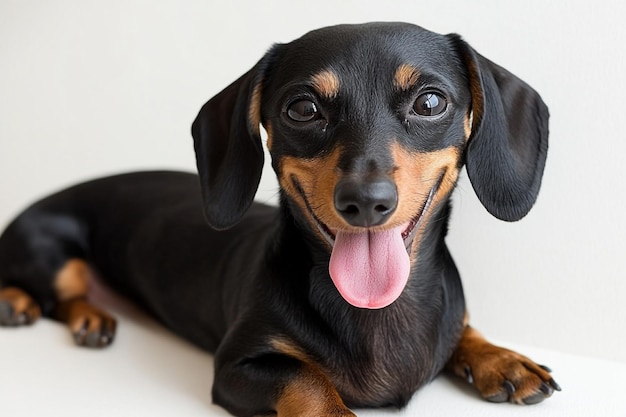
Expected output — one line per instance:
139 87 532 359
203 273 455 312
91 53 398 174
101 321 115 346
540 382 554 396
549 378 562 392
486 381 515 403
17 312 28 325
503 380 516 395
74 319 89 345
464 367 474 385
74 328 86 345
539 364 552 373
523 391 546 405
85 331 101 347
0 302 15 325
486 390 509 403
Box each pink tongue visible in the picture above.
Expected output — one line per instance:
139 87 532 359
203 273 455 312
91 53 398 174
329 225 410 309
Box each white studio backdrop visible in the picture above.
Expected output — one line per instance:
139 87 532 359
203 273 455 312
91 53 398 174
1 0 625 363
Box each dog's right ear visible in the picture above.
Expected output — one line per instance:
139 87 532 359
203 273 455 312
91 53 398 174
192 46 280 230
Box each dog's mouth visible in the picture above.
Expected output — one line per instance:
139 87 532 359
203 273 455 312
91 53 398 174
312 188 439 255
294 176 442 310
311 188 436 254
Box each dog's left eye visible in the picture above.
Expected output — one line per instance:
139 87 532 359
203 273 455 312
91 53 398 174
412 93 447 116
286 100 319 122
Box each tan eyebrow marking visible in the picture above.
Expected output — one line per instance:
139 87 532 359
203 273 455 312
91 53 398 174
394 64 421 90
310 70 340 99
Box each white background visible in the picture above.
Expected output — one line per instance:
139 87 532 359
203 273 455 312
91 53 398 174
1 0 625 366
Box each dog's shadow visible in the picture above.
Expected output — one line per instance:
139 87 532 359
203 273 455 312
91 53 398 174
89 279 229 415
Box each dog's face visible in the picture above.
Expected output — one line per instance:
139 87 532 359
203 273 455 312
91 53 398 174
192 23 548 309
262 24 471 308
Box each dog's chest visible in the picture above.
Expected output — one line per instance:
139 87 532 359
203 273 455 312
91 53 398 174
324 316 434 407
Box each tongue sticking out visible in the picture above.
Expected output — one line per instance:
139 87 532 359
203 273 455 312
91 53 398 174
329 224 410 309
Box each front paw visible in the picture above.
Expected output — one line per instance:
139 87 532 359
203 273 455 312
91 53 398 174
464 348 560 404
449 327 561 404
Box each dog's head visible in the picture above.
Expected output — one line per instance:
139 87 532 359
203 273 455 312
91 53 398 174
192 22 549 309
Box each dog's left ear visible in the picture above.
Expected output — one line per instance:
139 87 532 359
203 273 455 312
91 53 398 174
449 36 549 222
192 47 279 230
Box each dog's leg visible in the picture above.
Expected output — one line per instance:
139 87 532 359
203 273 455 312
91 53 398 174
213 337 355 417
446 323 561 404
51 259 116 348
275 362 355 417
0 258 115 347
214 360 355 417
0 286 42 326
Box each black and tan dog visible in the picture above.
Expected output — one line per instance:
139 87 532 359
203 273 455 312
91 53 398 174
0 22 559 415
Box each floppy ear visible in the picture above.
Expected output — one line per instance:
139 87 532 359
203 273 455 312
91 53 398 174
450 36 549 222
191 49 278 230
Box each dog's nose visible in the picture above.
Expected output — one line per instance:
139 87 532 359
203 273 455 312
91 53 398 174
334 176 398 227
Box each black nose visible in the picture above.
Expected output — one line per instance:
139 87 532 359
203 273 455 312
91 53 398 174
334 175 398 227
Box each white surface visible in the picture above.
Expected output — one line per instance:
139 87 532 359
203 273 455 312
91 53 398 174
0 284 624 416
0 0 625 377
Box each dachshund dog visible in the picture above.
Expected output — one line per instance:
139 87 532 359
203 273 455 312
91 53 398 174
0 22 559 416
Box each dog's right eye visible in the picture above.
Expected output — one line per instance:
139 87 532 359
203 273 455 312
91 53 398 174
286 100 319 122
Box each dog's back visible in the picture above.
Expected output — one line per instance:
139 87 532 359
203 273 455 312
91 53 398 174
0 171 277 350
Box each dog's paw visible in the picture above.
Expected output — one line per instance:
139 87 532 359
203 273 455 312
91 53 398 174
455 342 560 404
60 299 117 348
0 287 41 326
448 326 561 405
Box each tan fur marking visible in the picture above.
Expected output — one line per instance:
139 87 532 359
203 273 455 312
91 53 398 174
389 143 461 257
265 120 274 151
311 70 340 99
271 337 353 416
464 111 473 139
279 147 346 240
281 143 463 256
53 259 91 301
270 337 354 415
277 363 355 416
248 81 263 136
394 64 420 90
61 299 108 334
270 337 311 364
465 55 484 130
53 297 117 347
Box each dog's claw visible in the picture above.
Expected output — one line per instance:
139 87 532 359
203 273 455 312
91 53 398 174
486 380 516 403
464 366 474 384
523 390 547 405
486 390 509 403
85 331 101 347
540 382 554 395
0 301 15 326
73 319 89 345
539 364 552 372
549 378 561 392
503 380 516 395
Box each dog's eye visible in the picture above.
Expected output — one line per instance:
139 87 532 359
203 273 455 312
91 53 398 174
286 100 319 122
413 93 447 116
